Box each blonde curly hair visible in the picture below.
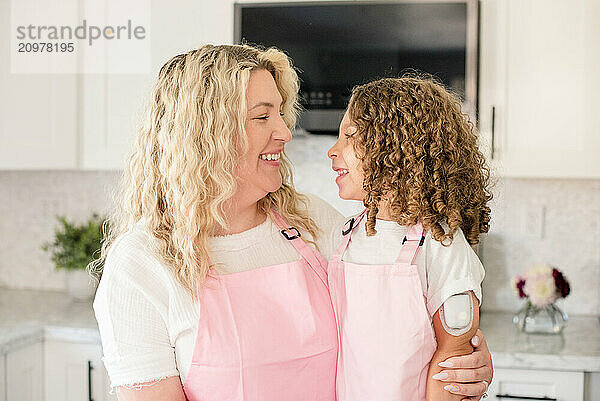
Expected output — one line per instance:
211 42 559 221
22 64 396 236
89 44 320 296
347 76 492 246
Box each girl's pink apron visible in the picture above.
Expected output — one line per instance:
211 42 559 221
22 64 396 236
328 209 437 401
183 211 338 401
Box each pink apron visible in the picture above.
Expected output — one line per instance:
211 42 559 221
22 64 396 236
328 209 437 401
183 211 338 401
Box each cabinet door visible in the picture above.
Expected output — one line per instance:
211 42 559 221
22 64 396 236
45 341 114 401
585 372 600 401
6 342 43 401
489 368 584 401
0 354 6 401
479 0 600 178
0 0 78 170
478 0 508 165
82 0 234 170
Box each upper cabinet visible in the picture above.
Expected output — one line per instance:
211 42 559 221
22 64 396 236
0 0 234 171
479 0 600 178
3 0 599 175
81 0 234 170
0 0 78 170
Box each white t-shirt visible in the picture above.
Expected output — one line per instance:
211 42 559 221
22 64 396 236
92 194 346 389
331 215 485 316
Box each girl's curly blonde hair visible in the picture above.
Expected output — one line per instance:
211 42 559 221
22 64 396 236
347 76 492 246
89 44 320 297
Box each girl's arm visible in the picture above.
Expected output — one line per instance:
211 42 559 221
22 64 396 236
426 291 481 401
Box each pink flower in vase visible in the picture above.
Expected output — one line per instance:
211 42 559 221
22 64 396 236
513 264 570 333
523 265 558 307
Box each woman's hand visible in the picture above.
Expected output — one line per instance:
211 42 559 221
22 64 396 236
433 329 493 401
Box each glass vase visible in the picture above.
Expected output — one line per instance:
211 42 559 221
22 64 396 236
513 300 568 334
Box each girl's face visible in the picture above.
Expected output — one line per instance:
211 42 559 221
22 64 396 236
328 110 366 201
237 69 292 202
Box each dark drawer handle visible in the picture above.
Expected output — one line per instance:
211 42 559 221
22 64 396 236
497 394 556 401
88 360 95 401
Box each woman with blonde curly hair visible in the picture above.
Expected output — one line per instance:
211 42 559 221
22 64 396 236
327 76 493 401
92 45 492 401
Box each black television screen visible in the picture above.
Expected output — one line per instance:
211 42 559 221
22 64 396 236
235 1 477 133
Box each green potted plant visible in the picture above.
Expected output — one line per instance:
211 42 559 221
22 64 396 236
42 213 105 301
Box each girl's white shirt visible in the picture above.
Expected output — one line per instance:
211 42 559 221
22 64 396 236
332 215 485 317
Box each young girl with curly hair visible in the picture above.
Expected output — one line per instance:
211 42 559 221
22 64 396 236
327 76 493 401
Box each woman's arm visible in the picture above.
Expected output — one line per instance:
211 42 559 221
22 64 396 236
428 292 493 401
427 291 487 401
93 235 187 401
115 376 187 401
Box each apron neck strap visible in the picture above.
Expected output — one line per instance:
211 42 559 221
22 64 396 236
201 210 329 289
394 223 425 265
270 210 327 283
332 209 425 265
332 208 368 261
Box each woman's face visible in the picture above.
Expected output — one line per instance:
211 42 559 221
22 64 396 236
237 69 292 202
327 110 366 201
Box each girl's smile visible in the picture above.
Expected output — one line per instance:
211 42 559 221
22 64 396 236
334 168 349 185
328 110 365 201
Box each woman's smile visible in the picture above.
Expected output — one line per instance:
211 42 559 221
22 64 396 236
259 151 282 166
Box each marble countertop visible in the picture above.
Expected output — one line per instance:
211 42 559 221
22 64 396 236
0 287 99 354
480 311 600 372
1 288 599 372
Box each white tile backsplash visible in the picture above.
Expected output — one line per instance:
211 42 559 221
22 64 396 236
1 135 598 315
480 177 600 316
0 170 119 291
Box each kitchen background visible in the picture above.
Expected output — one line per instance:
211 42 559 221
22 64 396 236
1 157 599 316
1 0 599 400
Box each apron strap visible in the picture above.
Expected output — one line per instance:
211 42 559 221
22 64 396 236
332 208 368 261
270 210 329 287
196 255 218 295
394 223 425 265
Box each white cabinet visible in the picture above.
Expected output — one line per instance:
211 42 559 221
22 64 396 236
489 368 584 401
585 372 600 401
45 341 116 401
478 0 600 178
6 342 43 401
81 0 234 170
0 0 234 171
0 354 6 401
0 73 79 170
0 0 78 170
3 340 116 401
